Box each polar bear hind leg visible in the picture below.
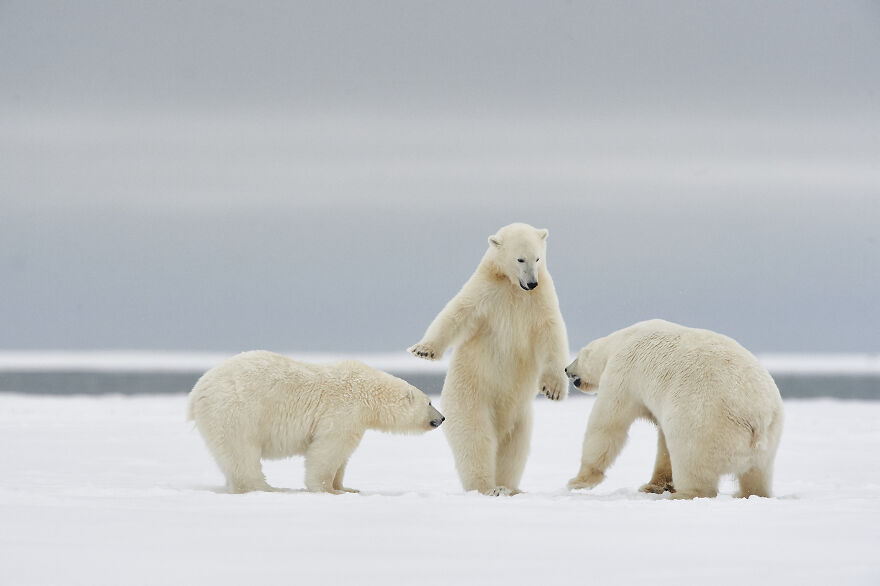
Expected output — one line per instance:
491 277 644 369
495 409 532 494
639 427 675 494
667 471 719 499
666 444 720 499
215 440 273 494
735 464 772 498
444 412 501 494
736 411 781 498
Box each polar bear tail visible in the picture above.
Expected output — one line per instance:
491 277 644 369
750 424 765 451
728 409 772 452
749 409 782 453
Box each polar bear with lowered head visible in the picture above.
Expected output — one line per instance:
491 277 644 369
188 351 444 493
409 223 569 496
565 319 783 499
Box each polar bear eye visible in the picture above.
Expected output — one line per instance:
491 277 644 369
536 258 540 262
517 258 525 263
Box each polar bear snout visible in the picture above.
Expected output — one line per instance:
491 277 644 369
428 404 445 428
517 261 539 291
564 361 577 382
565 361 586 391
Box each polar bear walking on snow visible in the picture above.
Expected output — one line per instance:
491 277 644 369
188 351 444 493
565 319 784 499
409 223 569 496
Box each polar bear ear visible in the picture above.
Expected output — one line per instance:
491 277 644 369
488 235 502 248
537 228 549 240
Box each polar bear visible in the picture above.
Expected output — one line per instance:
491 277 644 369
187 351 444 493
565 319 784 499
408 223 569 496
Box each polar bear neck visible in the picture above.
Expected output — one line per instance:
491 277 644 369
480 250 512 285
477 255 555 303
367 401 412 433
345 369 419 433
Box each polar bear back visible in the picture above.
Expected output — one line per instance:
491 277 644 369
190 350 348 414
605 320 782 436
188 351 370 459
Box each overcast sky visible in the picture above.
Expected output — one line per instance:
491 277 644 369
1 1 878 353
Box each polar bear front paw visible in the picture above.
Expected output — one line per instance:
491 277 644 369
567 469 605 491
540 372 569 401
408 342 441 361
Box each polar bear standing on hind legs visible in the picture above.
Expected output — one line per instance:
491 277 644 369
565 319 784 499
409 223 569 496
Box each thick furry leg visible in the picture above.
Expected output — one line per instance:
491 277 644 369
736 465 772 498
444 412 498 494
305 433 362 494
216 441 272 494
332 460 359 494
495 409 533 493
568 398 633 491
639 427 675 494
736 409 781 498
665 431 720 499
668 467 719 500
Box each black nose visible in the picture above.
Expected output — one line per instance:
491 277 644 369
430 416 445 428
572 377 582 388
526 281 538 290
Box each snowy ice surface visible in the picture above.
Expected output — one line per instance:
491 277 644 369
1 394 878 586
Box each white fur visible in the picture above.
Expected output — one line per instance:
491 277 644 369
565 319 784 499
187 351 443 493
409 223 569 495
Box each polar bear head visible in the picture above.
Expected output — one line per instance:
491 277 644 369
565 339 609 393
370 373 445 433
487 223 549 291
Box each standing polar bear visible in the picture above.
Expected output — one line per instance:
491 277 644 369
409 223 569 496
565 319 784 499
188 351 444 493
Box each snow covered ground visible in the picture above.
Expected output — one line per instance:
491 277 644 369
1 394 878 585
